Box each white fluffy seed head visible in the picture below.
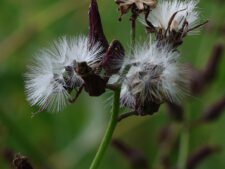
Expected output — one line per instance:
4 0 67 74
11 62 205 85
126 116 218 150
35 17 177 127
120 40 188 107
142 0 199 32
25 36 104 112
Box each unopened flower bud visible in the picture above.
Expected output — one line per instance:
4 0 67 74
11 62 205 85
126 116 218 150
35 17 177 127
202 43 223 83
186 144 220 169
88 0 108 51
200 95 225 123
112 139 149 169
190 43 223 95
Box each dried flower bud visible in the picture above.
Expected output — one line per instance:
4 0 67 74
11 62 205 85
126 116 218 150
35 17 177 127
202 43 223 82
199 95 225 123
88 0 108 51
112 139 149 169
13 153 33 169
76 62 106 96
83 74 106 96
186 145 220 169
188 63 203 95
115 0 156 21
102 40 125 76
190 43 223 94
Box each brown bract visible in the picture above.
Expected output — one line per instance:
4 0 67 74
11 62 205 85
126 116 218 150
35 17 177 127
75 62 106 96
102 40 125 77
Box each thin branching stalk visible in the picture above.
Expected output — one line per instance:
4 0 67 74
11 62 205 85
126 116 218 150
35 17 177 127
89 88 121 169
118 110 137 121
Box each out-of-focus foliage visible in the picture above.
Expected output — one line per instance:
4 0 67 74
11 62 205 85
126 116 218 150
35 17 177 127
0 0 225 169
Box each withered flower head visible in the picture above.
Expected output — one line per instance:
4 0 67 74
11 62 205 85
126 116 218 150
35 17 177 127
141 0 208 48
120 39 188 115
25 36 104 112
25 0 111 114
115 0 157 21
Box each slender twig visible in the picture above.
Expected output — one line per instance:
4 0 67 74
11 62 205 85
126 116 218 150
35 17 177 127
130 6 137 53
89 88 121 169
144 10 156 33
187 20 209 33
165 8 187 36
118 110 137 122
131 18 136 51
68 84 84 103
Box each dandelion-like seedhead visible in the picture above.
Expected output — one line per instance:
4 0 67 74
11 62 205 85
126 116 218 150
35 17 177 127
146 0 199 32
140 0 208 48
25 36 104 112
120 40 188 111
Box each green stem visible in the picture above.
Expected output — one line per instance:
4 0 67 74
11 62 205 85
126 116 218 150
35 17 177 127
89 88 121 169
177 127 189 169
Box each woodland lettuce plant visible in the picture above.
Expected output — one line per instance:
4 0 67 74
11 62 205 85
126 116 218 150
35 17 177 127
24 0 209 168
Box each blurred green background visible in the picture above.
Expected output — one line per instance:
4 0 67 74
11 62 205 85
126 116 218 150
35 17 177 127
0 0 225 169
